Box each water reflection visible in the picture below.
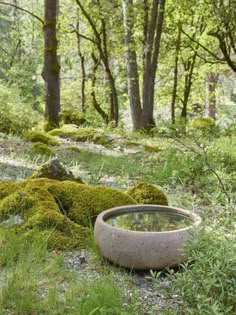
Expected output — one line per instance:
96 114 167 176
106 211 192 232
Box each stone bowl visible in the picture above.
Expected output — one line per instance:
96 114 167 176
94 205 201 270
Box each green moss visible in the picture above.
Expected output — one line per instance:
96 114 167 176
74 128 96 142
0 180 21 199
0 183 90 250
47 128 76 138
144 145 162 153
22 210 90 249
26 131 58 146
0 191 35 217
90 185 136 216
0 178 136 250
126 182 168 205
43 119 59 132
28 180 136 226
190 117 215 129
47 128 63 136
60 109 86 126
52 63 61 73
93 134 106 145
47 126 107 145
32 142 54 156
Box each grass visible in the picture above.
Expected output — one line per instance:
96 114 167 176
0 228 135 315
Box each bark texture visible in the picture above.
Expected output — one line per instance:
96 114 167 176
76 19 86 113
122 0 142 130
170 25 181 124
206 73 219 119
43 0 60 128
141 0 166 129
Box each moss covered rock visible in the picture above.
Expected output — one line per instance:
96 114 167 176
47 126 108 145
37 180 137 226
0 178 137 250
126 182 168 205
47 125 78 138
30 158 83 183
0 184 89 250
0 180 21 199
60 109 86 126
190 117 215 130
144 145 162 153
32 142 54 156
26 131 58 146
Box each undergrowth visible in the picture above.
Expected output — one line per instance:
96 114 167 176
0 229 134 315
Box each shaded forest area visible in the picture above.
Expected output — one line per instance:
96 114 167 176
0 0 235 132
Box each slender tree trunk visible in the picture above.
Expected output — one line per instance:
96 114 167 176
181 51 197 119
206 72 219 119
122 0 142 130
76 19 86 113
76 0 119 127
91 53 109 124
141 0 166 130
142 0 148 75
42 0 60 129
171 25 181 124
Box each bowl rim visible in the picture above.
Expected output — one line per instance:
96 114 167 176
95 204 202 235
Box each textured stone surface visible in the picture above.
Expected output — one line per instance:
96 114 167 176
31 157 83 183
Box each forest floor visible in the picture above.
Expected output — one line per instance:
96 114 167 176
0 130 235 314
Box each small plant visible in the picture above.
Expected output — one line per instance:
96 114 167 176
145 270 162 281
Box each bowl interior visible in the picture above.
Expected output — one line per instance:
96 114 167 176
102 205 201 232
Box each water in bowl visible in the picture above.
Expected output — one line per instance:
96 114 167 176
106 211 193 232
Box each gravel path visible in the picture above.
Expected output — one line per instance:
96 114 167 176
63 250 181 315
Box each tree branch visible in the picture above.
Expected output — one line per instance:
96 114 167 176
70 26 97 44
181 28 223 61
0 2 43 24
209 31 236 72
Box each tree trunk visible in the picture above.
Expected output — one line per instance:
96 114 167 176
122 0 142 130
76 0 119 127
76 19 86 113
141 0 166 129
206 72 219 119
42 0 60 129
91 53 109 124
171 25 181 124
181 51 198 119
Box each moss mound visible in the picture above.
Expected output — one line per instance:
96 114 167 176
26 131 58 146
47 125 78 138
190 117 215 130
126 182 168 205
144 145 161 153
47 126 107 145
74 128 97 142
0 178 136 250
60 109 87 126
0 185 90 250
32 180 137 226
32 142 54 156
0 180 21 199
